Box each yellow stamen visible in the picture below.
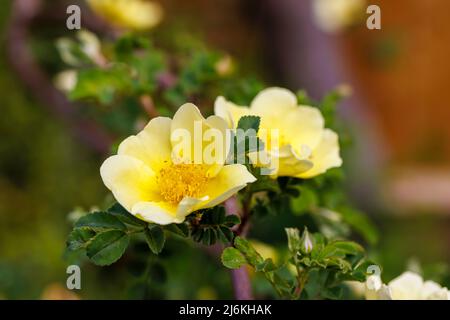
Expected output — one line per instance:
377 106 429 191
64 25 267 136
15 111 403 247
158 163 209 204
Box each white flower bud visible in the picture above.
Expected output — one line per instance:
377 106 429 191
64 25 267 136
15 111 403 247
300 227 313 254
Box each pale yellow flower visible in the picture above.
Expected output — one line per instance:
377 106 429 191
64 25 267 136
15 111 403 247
214 87 342 179
54 70 77 93
100 103 256 225
87 0 163 31
312 0 366 33
366 271 450 300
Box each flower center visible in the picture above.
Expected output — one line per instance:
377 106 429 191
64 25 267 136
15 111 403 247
262 129 287 151
157 163 209 204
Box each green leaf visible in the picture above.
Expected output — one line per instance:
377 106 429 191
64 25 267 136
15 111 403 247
316 244 340 260
235 116 263 153
86 230 130 266
338 206 379 245
145 225 165 254
164 223 190 237
285 228 301 253
69 65 131 105
224 214 241 227
317 241 364 261
248 175 280 194
201 228 213 245
75 211 126 231
322 286 344 300
107 203 147 227
351 259 377 282
56 37 90 67
218 226 235 242
234 236 264 266
331 241 364 255
237 115 260 132
67 227 96 251
255 258 278 272
221 247 247 269
327 257 352 273
190 207 237 245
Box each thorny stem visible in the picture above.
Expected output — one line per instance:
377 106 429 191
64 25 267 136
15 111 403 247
224 195 254 300
293 254 309 299
294 270 308 299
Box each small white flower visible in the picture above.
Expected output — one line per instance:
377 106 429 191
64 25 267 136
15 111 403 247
77 30 102 61
365 271 450 300
54 70 77 93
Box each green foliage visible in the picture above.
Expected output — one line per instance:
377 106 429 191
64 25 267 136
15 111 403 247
145 225 165 254
287 228 372 299
67 228 96 251
70 65 132 104
228 115 266 172
236 115 260 132
75 211 127 231
164 50 221 106
190 206 241 245
285 173 378 245
221 229 372 300
222 236 293 298
86 230 130 266
221 247 246 269
164 223 190 238
66 203 240 265
67 206 140 265
56 37 91 67
108 203 147 227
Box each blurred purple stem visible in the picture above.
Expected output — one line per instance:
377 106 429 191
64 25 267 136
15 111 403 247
224 196 254 300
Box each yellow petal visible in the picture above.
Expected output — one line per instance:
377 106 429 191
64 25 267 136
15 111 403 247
204 115 232 167
132 201 180 225
199 164 256 209
171 103 230 169
297 129 342 178
100 155 160 211
118 117 172 172
132 196 209 225
171 103 204 139
247 150 276 174
285 106 325 150
170 103 205 163
214 96 251 128
177 196 209 219
274 145 314 177
250 87 297 118
87 0 163 31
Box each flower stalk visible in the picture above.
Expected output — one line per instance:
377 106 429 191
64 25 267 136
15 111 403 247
224 195 254 300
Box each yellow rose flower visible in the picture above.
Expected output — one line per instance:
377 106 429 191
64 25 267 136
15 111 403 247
214 87 342 179
86 0 163 31
100 103 256 225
